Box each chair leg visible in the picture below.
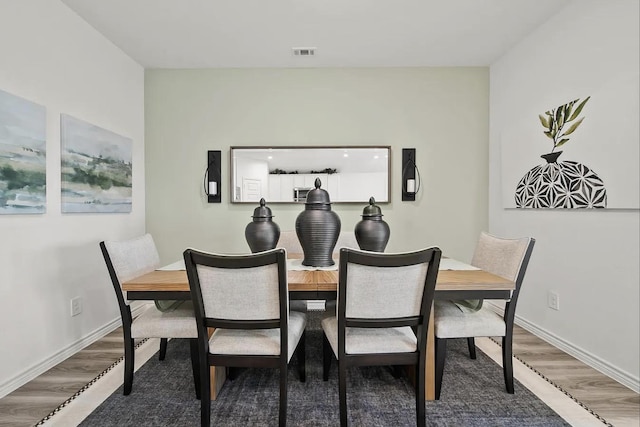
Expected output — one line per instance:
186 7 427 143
322 333 332 381
123 337 134 395
467 337 477 360
159 338 168 361
200 355 211 427
502 334 514 394
415 361 426 427
339 359 348 427
297 331 306 382
189 339 201 399
227 367 240 381
434 337 447 400
279 359 288 427
390 365 403 379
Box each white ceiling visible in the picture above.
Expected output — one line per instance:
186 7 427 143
60 0 570 69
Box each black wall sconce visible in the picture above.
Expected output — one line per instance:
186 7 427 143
204 150 221 203
402 148 421 201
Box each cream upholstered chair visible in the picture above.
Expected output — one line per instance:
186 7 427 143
321 247 441 427
278 230 358 313
333 231 359 255
183 247 306 427
277 230 304 255
100 234 200 397
276 231 307 312
323 232 360 315
434 231 535 399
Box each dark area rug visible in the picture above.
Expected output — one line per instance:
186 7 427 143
80 312 568 426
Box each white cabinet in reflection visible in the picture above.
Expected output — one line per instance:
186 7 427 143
268 176 281 201
279 175 294 202
265 172 385 202
232 147 390 203
303 173 328 188
267 173 331 202
335 172 387 202
326 174 340 200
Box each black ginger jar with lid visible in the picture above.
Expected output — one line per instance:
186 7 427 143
295 178 341 267
354 197 390 252
245 198 281 253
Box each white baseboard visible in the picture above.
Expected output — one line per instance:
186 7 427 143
485 301 640 393
0 303 149 399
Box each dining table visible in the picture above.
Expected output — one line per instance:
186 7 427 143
122 255 515 401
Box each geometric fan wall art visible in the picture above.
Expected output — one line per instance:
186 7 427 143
515 158 607 208
502 72 640 210
513 96 607 209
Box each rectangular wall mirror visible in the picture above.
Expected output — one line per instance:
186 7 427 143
230 146 390 203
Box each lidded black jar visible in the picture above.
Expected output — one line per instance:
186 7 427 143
354 197 390 252
295 178 341 266
245 198 280 253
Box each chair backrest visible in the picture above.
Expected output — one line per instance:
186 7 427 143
337 247 441 351
183 248 288 337
100 233 161 309
471 231 535 320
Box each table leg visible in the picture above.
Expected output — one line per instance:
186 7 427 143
210 365 226 400
426 307 435 400
207 328 227 400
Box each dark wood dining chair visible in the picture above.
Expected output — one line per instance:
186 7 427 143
434 232 535 399
321 247 442 427
276 231 307 312
100 233 200 397
183 247 306 427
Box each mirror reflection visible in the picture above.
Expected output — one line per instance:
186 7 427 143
230 146 390 203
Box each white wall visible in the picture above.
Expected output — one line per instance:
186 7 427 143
145 68 489 265
490 0 639 390
0 1 145 396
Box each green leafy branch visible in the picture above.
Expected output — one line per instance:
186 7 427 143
538 96 590 152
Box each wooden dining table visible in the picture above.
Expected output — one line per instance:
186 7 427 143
122 258 514 401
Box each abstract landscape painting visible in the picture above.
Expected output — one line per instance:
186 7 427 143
0 89 46 215
61 114 132 213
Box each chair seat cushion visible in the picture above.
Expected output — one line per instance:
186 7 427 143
321 315 417 357
209 311 306 362
131 304 197 338
434 300 506 338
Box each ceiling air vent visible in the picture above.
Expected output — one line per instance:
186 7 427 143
292 47 316 56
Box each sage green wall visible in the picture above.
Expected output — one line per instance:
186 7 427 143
144 68 488 263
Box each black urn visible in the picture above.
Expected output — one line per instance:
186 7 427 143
295 178 341 267
245 198 280 253
354 197 390 252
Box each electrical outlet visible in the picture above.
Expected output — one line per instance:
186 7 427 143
70 297 82 317
547 291 559 311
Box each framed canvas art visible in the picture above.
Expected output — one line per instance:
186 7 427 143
61 114 132 213
0 89 46 214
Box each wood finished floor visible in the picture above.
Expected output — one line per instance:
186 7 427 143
0 325 638 427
